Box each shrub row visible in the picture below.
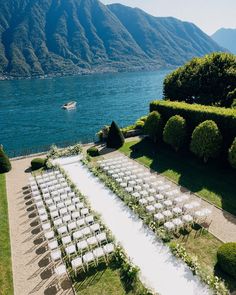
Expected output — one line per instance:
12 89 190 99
144 111 236 166
150 101 236 154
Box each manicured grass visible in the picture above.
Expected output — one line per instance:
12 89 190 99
0 174 14 295
173 229 236 292
74 267 126 295
120 138 236 216
74 264 143 295
176 230 221 275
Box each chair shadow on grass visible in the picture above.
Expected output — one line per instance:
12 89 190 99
73 262 108 291
128 138 236 222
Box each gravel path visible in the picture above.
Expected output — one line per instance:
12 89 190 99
6 156 73 295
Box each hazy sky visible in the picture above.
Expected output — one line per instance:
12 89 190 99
101 0 236 35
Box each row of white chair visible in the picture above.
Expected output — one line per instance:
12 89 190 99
30 169 115 278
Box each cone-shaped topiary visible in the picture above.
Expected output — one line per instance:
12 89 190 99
0 146 11 173
163 115 187 151
217 242 236 279
143 111 162 143
106 121 125 149
228 138 236 169
190 120 222 162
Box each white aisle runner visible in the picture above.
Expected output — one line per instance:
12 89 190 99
54 156 211 295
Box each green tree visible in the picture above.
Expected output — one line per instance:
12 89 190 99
0 146 11 173
190 120 222 162
163 53 236 107
143 111 162 143
106 121 125 149
228 138 236 168
163 115 187 151
217 243 236 279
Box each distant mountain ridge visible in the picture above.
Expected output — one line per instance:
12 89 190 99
0 0 224 79
212 28 236 54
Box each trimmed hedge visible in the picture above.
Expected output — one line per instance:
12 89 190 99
190 120 222 162
228 138 236 168
143 111 163 142
31 158 46 171
217 242 236 279
163 115 186 151
87 146 99 157
150 101 236 154
0 147 11 173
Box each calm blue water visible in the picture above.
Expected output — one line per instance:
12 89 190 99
0 70 169 156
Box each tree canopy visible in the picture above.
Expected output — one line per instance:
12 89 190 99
163 53 236 107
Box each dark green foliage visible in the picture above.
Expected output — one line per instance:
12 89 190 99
232 99 236 109
87 146 99 157
107 121 125 149
0 1 223 78
163 115 187 151
150 101 236 156
217 243 236 279
228 138 236 169
31 158 46 171
143 111 163 142
163 53 236 107
190 120 222 162
0 147 11 174
135 116 147 129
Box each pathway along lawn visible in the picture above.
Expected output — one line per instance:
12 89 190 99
0 174 13 295
120 138 236 216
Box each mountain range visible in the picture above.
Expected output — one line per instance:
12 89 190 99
212 28 236 54
0 0 224 79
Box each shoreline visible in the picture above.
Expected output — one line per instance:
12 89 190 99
0 66 173 82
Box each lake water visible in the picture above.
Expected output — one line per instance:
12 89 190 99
0 70 169 156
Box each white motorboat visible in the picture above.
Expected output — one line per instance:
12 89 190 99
62 101 77 110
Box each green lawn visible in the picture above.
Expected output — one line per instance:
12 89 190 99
173 229 236 292
0 174 13 295
74 263 145 295
120 138 236 216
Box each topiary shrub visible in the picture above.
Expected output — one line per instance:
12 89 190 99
163 115 187 151
106 121 125 149
0 146 11 173
190 120 222 162
143 111 162 143
31 158 46 171
134 120 145 129
87 146 99 157
217 242 236 279
228 138 236 168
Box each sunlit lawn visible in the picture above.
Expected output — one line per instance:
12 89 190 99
0 174 13 295
119 138 236 292
74 263 145 295
120 138 236 216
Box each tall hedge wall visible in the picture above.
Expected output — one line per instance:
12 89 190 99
150 101 236 154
